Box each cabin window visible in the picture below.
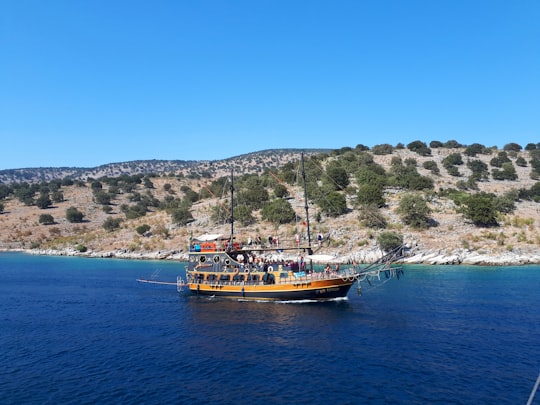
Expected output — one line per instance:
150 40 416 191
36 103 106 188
199 256 206 263
213 255 220 263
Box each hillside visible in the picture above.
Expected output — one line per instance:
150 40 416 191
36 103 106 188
0 149 328 184
1 144 540 265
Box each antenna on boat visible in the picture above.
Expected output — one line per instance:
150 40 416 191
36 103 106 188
229 168 235 249
301 153 313 258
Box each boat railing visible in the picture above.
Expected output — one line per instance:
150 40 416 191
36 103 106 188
187 269 363 287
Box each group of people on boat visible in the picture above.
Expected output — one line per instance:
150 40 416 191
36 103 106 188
324 263 340 275
230 252 307 273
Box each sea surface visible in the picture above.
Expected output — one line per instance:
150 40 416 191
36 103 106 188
0 252 539 405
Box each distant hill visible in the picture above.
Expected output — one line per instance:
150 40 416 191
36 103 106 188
0 149 329 184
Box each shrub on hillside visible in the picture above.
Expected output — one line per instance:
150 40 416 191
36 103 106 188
377 231 403 252
66 207 84 223
103 217 123 232
38 214 54 225
397 194 432 229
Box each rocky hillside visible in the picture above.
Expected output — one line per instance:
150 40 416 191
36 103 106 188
2 143 540 265
0 149 327 184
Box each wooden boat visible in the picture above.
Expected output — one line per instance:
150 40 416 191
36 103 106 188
179 154 404 301
182 235 403 301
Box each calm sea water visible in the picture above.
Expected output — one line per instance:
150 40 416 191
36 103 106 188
0 252 539 405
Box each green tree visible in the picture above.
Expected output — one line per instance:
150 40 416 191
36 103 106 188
35 193 52 209
442 152 463 167
503 142 522 152
516 156 527 167
39 214 54 225
463 192 498 227
93 191 112 205
358 205 387 229
237 181 269 210
170 207 194 225
446 166 462 177
407 140 431 156
52 190 64 203
317 191 348 217
325 163 349 190
90 181 103 191
397 194 432 229
0 184 12 200
136 224 151 235
121 202 148 219
356 167 386 188
234 205 255 226
357 184 385 207
273 183 289 199
467 160 489 181
66 207 84 223
261 199 296 224
422 160 440 175
389 164 434 190
103 217 123 232
377 231 403 252
464 143 488 157
492 162 517 181
371 144 394 155
15 187 35 206
443 140 463 148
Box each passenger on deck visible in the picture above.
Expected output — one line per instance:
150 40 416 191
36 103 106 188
324 264 332 275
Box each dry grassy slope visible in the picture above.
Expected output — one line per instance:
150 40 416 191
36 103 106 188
1 147 539 259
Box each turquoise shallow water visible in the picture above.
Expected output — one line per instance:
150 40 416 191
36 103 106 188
0 252 539 404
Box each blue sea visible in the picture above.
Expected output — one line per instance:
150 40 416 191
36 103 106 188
1 252 539 405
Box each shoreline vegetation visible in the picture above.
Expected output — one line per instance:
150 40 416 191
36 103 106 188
2 144 540 267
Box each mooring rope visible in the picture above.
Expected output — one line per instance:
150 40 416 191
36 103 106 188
527 371 540 405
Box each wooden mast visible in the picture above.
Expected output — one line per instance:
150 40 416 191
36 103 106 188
229 168 235 249
301 153 314 272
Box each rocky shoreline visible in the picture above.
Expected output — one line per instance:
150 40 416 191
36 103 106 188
6 246 539 266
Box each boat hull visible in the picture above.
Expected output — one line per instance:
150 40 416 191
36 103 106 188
187 278 355 301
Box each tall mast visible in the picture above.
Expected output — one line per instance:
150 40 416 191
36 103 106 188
301 153 313 255
229 168 234 247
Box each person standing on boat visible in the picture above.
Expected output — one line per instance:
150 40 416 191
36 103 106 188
324 264 331 275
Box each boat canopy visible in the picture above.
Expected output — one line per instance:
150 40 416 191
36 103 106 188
306 254 337 263
194 233 223 242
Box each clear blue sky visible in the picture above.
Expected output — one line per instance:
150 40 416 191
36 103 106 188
1 1 539 170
